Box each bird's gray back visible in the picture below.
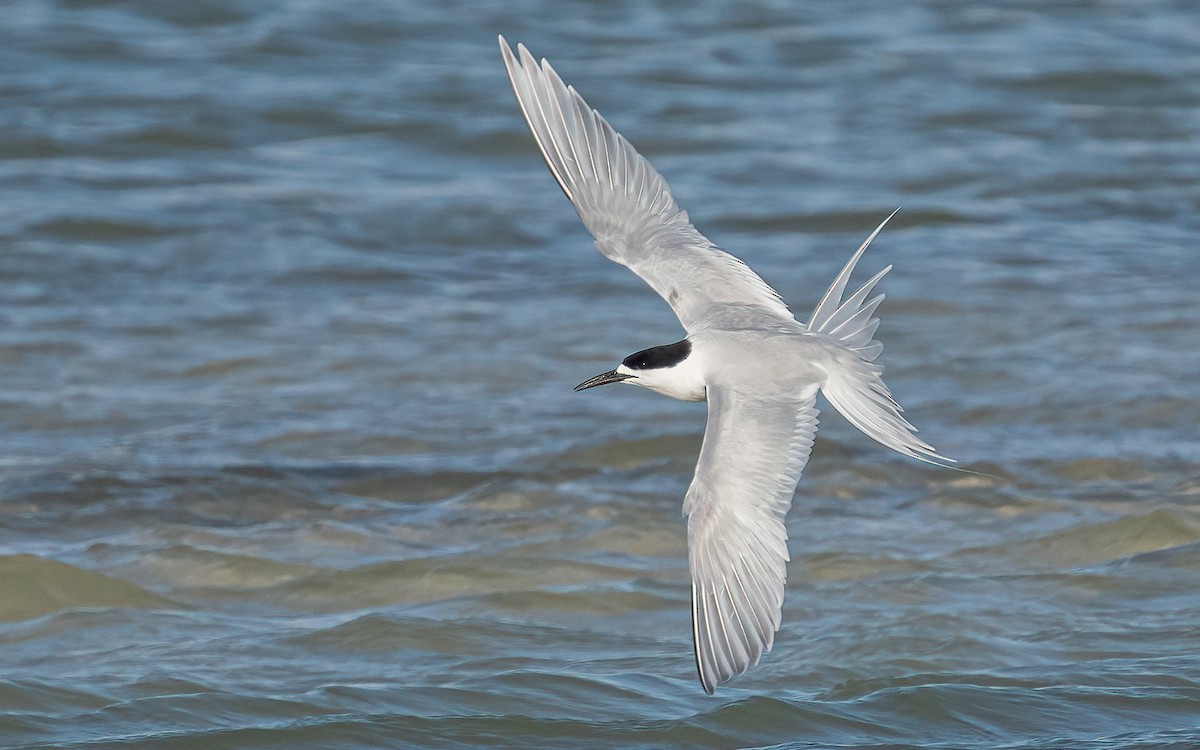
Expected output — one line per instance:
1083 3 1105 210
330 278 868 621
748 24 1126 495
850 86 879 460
692 322 834 394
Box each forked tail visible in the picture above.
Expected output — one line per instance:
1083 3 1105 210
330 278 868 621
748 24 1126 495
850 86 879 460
808 210 954 466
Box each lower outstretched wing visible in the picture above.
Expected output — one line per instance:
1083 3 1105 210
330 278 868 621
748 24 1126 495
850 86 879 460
684 385 820 693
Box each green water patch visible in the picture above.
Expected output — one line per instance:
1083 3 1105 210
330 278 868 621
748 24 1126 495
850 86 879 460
0 555 176 623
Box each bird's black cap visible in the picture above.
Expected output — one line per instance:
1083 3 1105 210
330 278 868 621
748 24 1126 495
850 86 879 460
622 339 691 371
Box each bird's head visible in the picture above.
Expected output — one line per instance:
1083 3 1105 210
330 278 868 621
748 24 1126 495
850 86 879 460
574 339 706 402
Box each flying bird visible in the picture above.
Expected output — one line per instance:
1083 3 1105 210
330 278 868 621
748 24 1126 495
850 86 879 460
499 36 952 694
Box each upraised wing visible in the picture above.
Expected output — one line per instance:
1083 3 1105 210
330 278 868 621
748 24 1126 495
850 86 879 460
500 36 795 334
683 385 820 694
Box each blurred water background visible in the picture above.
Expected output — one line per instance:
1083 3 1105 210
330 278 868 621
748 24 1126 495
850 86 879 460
2 1 1199 748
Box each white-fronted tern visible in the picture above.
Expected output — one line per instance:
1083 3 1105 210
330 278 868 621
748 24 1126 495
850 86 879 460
500 36 953 694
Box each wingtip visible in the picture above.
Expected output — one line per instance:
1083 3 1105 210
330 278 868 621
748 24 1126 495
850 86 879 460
515 41 540 75
696 660 717 695
498 35 516 67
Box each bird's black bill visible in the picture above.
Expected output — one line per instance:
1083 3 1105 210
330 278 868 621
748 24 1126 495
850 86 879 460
574 370 632 392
